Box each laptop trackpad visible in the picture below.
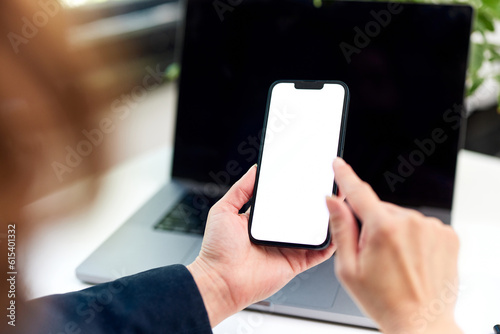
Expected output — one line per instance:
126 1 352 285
331 286 366 317
268 257 339 309
76 228 202 283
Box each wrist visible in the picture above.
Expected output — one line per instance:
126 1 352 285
382 314 462 334
187 258 238 327
424 317 463 334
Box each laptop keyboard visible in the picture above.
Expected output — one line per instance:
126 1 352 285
154 192 220 235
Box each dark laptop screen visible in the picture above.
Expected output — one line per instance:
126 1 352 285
173 0 472 214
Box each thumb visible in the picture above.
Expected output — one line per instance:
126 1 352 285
326 196 358 278
218 164 256 213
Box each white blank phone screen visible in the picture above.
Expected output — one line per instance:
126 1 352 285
250 82 346 246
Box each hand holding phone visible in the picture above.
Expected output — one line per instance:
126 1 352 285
248 80 349 249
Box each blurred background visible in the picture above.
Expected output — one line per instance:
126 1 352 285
66 0 178 98
62 0 180 168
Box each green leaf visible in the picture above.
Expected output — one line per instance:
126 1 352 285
469 43 486 76
483 0 498 8
482 0 500 15
481 6 500 22
468 76 485 96
477 10 496 32
487 45 500 58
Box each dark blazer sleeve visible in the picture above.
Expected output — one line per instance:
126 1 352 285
28 265 213 334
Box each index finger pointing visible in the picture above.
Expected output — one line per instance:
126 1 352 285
333 158 381 222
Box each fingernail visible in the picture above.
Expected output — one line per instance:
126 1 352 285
246 164 257 174
333 157 346 168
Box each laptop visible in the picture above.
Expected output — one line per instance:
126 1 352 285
76 0 472 328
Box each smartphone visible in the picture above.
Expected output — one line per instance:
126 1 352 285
248 80 349 249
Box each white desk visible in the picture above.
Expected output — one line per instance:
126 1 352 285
24 148 500 334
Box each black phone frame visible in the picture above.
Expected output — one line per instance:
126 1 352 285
248 79 350 250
